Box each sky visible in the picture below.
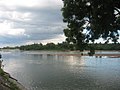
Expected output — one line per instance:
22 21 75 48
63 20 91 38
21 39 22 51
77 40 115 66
0 0 66 47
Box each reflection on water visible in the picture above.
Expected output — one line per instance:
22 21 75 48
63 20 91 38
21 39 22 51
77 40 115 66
1 50 120 90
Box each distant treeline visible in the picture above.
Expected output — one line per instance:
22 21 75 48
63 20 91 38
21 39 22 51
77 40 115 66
1 42 120 51
19 42 71 51
90 43 120 50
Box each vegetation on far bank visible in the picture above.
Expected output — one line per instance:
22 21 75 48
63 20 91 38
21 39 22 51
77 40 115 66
1 42 120 51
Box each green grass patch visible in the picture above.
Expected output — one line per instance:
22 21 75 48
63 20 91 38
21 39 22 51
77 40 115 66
0 68 21 90
0 68 5 76
9 81 21 90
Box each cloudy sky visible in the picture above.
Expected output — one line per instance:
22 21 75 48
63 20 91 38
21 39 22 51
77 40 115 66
0 0 66 47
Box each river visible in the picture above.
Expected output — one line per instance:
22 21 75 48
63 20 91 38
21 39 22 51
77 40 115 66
1 50 120 90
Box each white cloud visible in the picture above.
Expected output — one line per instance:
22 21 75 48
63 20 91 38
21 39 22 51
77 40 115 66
11 11 31 21
8 29 25 36
0 0 65 47
0 10 31 21
0 0 63 8
0 21 26 36
26 34 66 45
41 34 66 44
0 0 38 7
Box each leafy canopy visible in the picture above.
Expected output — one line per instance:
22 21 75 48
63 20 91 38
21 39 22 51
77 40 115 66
62 0 120 50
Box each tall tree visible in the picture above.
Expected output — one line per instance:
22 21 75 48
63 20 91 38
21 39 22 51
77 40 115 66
62 0 120 51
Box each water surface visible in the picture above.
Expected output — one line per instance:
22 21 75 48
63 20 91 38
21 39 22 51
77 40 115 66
1 50 120 90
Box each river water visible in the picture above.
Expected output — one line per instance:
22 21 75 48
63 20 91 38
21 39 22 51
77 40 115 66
1 50 120 90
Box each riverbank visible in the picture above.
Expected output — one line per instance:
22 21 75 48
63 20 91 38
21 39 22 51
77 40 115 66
20 50 120 58
52 53 120 58
0 68 26 90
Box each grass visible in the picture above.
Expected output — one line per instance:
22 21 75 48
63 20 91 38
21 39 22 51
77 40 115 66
0 68 5 76
0 68 21 90
9 81 21 90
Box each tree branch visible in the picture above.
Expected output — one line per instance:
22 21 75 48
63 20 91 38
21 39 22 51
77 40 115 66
114 7 120 16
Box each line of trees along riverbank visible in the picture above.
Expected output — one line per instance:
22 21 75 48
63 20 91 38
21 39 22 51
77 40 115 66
1 42 120 51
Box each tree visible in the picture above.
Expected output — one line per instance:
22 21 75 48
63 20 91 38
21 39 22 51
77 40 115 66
62 0 120 51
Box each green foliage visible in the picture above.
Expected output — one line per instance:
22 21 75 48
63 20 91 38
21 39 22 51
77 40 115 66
19 43 43 50
62 0 120 51
0 68 20 90
93 43 120 50
9 81 20 90
19 42 71 51
0 68 5 76
2 46 18 49
87 45 95 56
17 42 120 51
